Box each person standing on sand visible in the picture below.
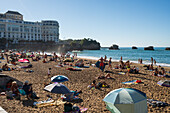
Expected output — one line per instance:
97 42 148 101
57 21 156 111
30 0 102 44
121 56 122 61
109 57 112 70
151 57 153 65
138 59 140 63
99 57 104 72
104 55 107 62
154 59 156 65
140 58 143 64
48 68 51 78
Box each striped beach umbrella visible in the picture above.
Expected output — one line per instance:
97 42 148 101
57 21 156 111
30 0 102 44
51 75 69 83
18 59 29 63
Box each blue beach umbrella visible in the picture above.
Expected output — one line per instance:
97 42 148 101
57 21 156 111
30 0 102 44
103 88 147 113
51 75 69 83
44 82 70 94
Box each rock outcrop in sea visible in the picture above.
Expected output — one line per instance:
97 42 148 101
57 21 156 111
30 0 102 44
132 46 138 49
144 46 154 50
109 44 119 50
165 47 170 50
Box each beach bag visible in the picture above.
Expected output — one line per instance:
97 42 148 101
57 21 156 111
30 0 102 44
97 82 102 88
64 103 73 112
6 91 13 99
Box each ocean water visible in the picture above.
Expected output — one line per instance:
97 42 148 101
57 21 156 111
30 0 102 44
71 47 170 67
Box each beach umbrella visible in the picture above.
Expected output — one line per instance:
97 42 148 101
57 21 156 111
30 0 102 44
44 82 70 94
157 80 170 87
103 88 147 113
18 59 29 63
51 75 69 83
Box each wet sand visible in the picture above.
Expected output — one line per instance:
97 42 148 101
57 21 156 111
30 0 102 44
0 57 170 113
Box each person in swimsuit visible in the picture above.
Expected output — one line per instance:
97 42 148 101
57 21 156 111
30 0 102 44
109 57 112 70
99 57 104 72
125 60 131 76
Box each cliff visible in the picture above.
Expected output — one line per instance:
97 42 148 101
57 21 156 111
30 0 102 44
60 38 101 51
0 38 101 52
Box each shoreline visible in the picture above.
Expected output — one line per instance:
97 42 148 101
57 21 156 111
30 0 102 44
77 56 170 67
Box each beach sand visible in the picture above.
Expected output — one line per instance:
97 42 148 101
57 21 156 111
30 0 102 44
0 57 170 113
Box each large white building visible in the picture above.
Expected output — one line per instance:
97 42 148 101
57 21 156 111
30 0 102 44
0 10 59 43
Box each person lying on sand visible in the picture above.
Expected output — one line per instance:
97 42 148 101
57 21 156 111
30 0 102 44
87 80 97 89
96 73 112 79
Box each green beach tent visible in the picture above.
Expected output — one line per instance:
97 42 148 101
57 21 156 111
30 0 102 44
103 88 147 113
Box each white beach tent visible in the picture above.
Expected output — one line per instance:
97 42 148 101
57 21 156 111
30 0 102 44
103 88 147 113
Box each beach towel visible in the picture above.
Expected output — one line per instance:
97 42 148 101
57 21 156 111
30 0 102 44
74 66 89 68
79 106 88 112
55 65 64 67
33 98 55 106
118 72 126 75
67 68 82 71
147 99 168 107
122 80 141 85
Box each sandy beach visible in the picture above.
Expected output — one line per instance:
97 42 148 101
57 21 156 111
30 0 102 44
0 56 170 113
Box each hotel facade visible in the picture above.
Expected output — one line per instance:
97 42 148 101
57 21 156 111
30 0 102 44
0 11 59 43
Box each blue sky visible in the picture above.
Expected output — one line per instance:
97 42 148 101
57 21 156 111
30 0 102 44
1 0 170 47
